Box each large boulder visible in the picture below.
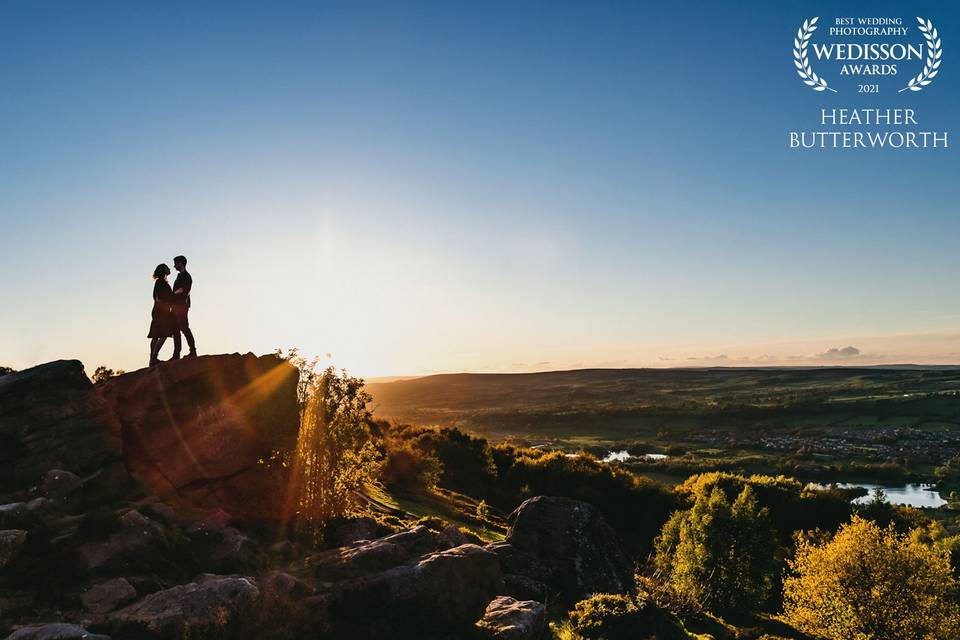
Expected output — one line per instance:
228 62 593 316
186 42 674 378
489 496 632 605
410 544 504 630
304 529 504 638
77 510 169 573
5 623 110 640
0 361 124 503
96 353 299 519
309 525 439 581
80 578 138 614
105 575 258 639
475 595 547 640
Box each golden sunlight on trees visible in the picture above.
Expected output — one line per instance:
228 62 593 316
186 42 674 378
783 516 960 640
293 366 382 538
654 485 777 614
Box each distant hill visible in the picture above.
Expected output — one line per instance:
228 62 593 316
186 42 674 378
366 366 960 435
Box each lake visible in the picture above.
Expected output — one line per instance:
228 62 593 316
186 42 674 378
603 450 668 463
835 482 948 508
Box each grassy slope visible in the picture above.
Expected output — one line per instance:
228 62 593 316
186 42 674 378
363 483 507 543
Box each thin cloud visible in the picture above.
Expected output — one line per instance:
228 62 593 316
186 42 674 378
816 346 862 360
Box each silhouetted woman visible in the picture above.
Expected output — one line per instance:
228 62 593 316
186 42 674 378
148 264 177 366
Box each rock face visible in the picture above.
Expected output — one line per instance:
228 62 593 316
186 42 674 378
96 354 299 519
475 595 547 640
106 575 258 639
489 496 632 606
0 361 124 504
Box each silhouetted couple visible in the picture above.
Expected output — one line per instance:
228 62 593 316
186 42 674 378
148 255 197 366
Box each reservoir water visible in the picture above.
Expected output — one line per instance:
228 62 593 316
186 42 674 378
603 450 668 463
600 452 950 508
835 483 948 508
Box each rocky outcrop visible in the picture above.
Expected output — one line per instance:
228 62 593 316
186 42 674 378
0 361 124 506
96 354 299 519
0 355 296 635
105 575 258 639
475 596 547 640
488 496 632 606
0 355 638 640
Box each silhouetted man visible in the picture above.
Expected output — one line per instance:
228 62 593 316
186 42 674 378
171 255 197 359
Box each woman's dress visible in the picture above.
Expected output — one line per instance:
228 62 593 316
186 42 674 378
148 279 177 338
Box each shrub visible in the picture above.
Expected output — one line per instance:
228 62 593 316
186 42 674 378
567 593 651 640
783 516 960 640
476 499 489 521
655 485 778 614
91 365 125 383
381 439 441 492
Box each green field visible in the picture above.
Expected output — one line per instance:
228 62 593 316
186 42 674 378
367 366 960 483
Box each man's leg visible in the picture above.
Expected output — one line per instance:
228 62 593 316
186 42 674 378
171 330 182 360
179 308 196 356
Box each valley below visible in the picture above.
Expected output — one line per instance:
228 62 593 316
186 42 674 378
368 366 960 499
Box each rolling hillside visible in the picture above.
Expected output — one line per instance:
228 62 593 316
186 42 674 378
366 367 960 437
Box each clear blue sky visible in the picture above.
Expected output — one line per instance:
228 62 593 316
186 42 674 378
1 1 958 376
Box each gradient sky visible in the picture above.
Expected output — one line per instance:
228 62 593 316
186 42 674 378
1 1 959 377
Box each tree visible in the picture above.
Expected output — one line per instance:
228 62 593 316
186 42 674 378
293 366 381 538
783 517 960 640
655 485 778 614
935 454 960 493
91 365 124 383
0 365 16 376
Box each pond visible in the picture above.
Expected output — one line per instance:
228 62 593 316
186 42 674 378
602 450 669 463
835 482 948 508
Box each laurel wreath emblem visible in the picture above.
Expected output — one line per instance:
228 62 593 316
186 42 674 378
900 17 943 92
794 17 836 92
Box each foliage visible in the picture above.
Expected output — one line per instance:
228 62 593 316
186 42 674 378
854 488 929 533
275 348 320 412
935 453 960 492
492 445 677 552
91 365 124 383
0 365 15 376
293 366 382 538
475 499 489 521
381 438 441 492
655 485 778 614
783 516 960 640
388 425 498 496
567 593 652 640
676 472 850 544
